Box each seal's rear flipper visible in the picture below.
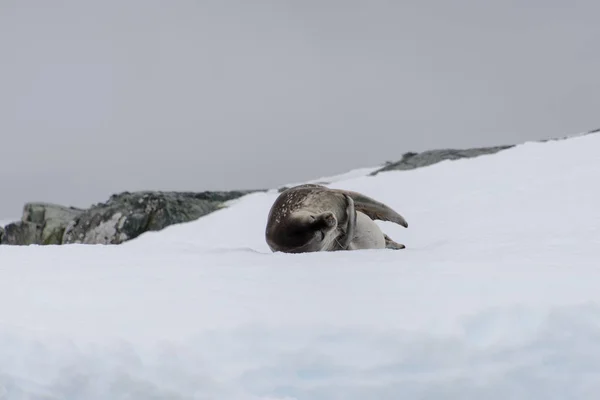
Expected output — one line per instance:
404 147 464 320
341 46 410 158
384 234 406 250
331 189 408 228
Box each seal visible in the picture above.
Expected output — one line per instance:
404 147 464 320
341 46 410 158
265 184 408 253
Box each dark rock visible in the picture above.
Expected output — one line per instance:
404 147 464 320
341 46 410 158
370 145 515 175
1 189 260 246
2 221 42 245
62 190 256 245
0 226 4 244
22 203 85 245
536 128 599 144
0 203 84 245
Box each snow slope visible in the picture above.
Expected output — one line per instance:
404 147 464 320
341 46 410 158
1 134 600 399
276 165 383 190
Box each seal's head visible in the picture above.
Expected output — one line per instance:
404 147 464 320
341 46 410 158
265 184 356 253
266 209 339 253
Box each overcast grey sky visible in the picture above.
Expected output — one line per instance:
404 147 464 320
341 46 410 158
1 0 598 218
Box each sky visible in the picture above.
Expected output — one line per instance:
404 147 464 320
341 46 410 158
1 0 598 219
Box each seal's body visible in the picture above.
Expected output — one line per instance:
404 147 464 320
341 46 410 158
265 184 407 253
348 211 385 249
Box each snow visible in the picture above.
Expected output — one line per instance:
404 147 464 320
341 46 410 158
1 133 600 399
276 165 382 190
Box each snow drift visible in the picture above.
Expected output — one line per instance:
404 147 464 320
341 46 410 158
1 133 600 399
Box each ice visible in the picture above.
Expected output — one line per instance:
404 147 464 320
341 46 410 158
0 133 599 399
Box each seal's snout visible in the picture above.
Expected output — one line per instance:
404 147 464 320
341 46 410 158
312 212 337 230
322 212 337 228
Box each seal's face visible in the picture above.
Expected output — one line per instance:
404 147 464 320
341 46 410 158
266 211 339 253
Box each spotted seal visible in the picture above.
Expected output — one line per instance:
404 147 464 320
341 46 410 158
265 184 407 253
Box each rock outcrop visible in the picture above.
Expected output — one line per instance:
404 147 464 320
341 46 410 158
372 129 598 176
371 128 598 176
25 203 85 244
1 203 84 245
1 221 41 245
370 145 515 175
62 190 254 245
0 190 256 246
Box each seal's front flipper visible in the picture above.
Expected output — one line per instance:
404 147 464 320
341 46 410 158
331 189 408 228
338 194 357 250
384 234 406 250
